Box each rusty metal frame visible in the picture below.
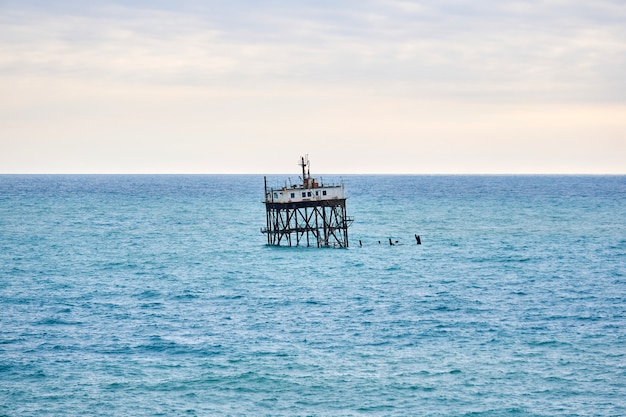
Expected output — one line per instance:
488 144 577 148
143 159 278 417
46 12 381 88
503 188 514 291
264 199 351 248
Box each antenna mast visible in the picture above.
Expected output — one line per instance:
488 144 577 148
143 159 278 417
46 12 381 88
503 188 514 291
299 155 310 187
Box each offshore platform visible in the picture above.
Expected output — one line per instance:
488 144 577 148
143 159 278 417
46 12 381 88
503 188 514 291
262 156 352 247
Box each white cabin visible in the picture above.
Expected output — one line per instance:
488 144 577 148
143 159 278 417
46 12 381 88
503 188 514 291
265 183 345 204
263 155 346 204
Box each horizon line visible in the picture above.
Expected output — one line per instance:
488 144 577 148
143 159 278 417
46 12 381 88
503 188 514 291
1 172 625 176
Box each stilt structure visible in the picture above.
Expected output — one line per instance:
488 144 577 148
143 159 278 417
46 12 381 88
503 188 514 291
262 156 352 247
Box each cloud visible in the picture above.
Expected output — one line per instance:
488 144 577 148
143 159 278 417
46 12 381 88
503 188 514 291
2 0 625 102
1 1 625 173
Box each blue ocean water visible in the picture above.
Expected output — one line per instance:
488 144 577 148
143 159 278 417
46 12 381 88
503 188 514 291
1 174 625 416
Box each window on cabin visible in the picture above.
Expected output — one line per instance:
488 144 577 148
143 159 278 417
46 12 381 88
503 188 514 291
302 192 306 197
273 193 278 199
315 191 319 196
322 190 327 196
307 192 311 197
291 193 295 198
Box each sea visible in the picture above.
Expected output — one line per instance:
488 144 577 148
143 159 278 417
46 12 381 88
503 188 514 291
1 174 625 416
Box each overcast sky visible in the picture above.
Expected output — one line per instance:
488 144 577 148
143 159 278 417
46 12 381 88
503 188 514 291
1 0 625 173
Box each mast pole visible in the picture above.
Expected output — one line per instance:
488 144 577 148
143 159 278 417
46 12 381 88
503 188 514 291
300 156 307 187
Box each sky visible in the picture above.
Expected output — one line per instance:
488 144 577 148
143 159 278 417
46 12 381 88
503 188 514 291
1 0 625 174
